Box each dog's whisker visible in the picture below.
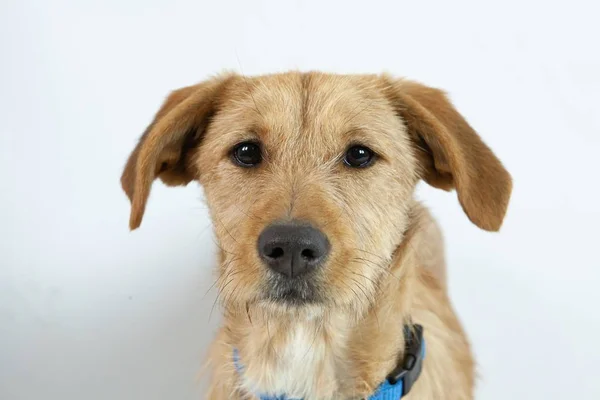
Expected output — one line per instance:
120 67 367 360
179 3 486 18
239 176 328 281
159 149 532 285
242 78 264 119
226 279 244 314
235 52 265 120
320 207 345 229
348 277 371 305
334 268 370 314
240 204 264 223
350 270 380 289
194 222 214 242
202 265 240 300
212 211 247 249
208 289 223 323
211 236 239 257
348 273 381 330
341 99 368 127
210 273 239 321
348 257 401 283
344 99 375 126
349 256 382 268
352 248 387 261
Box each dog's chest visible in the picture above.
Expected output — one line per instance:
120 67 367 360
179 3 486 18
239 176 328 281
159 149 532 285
239 322 347 399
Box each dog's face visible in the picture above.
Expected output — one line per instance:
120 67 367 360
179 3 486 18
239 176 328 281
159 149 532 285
198 74 418 309
121 72 511 314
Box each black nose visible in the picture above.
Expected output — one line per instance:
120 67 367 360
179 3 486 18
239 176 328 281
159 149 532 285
258 222 330 278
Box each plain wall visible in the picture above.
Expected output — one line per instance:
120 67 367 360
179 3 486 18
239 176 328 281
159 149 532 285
1 0 599 399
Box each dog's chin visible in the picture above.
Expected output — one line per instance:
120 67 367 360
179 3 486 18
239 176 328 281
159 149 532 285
265 275 322 306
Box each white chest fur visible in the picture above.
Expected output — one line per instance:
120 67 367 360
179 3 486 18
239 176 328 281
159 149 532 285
238 320 346 399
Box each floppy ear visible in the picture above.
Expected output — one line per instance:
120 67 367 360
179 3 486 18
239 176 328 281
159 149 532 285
121 74 234 230
384 78 512 231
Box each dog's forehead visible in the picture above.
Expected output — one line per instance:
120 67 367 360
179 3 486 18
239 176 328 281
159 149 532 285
223 73 395 147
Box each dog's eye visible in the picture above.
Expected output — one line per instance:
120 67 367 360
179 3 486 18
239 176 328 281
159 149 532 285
344 145 375 168
232 142 262 167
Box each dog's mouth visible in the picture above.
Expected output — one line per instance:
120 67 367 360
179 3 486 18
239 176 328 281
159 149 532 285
265 274 322 305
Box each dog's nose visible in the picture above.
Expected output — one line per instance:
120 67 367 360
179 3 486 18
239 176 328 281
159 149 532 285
258 222 330 278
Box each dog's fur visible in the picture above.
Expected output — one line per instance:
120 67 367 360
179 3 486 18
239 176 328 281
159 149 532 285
121 72 512 399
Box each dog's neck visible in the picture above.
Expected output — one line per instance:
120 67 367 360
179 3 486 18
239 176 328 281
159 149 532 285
225 210 423 399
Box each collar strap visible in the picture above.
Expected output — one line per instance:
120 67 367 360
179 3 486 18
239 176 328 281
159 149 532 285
233 324 425 400
385 324 425 396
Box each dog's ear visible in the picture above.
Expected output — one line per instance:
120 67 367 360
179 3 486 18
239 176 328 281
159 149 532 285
384 78 512 231
121 74 234 230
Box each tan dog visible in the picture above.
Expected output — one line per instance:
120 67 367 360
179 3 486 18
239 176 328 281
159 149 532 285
121 72 511 399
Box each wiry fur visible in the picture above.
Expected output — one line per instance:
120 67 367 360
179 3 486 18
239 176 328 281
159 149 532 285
121 72 512 399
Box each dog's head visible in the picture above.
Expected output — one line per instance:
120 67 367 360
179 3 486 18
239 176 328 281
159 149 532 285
121 72 511 313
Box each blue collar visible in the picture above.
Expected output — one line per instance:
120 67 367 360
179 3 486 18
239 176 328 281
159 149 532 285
233 324 425 400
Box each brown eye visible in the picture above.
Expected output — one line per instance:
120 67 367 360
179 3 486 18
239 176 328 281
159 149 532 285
232 142 262 167
344 145 375 168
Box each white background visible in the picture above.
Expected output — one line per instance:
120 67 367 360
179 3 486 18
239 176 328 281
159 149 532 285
1 0 599 399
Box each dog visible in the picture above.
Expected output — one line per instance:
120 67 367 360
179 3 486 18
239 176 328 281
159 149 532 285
121 72 512 399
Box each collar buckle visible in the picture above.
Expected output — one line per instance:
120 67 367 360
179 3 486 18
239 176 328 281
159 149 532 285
385 324 425 396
